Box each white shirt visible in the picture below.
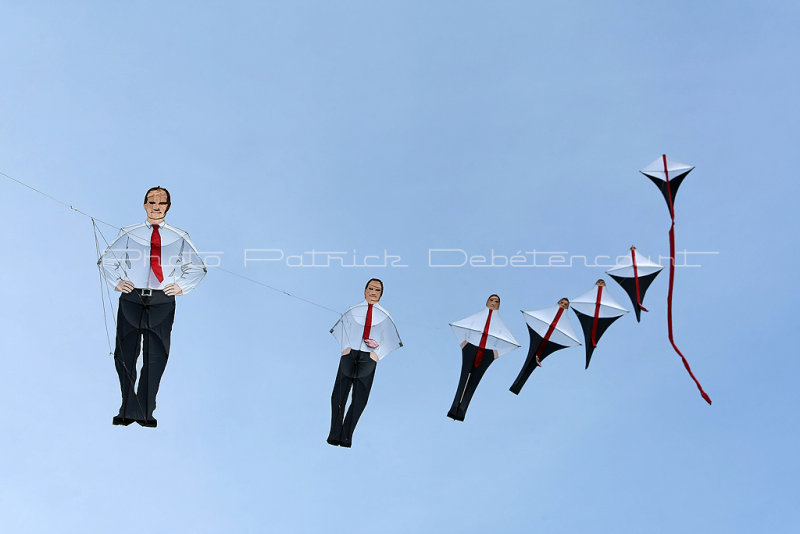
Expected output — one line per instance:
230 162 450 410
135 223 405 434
330 301 402 360
449 308 520 357
98 220 206 294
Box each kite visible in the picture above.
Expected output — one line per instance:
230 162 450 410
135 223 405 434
327 279 402 447
447 294 520 421
570 280 628 369
510 299 581 395
99 186 206 427
641 155 711 404
606 246 662 322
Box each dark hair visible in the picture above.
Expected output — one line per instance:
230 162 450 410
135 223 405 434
488 294 500 301
143 186 171 213
365 278 384 295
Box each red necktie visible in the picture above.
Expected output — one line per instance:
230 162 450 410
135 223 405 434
362 303 373 340
535 307 565 362
150 224 164 283
591 285 603 347
474 309 493 368
631 247 648 312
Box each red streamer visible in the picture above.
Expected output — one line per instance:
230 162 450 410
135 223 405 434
662 154 712 405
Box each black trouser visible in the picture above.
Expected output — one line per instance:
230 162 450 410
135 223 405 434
448 343 493 421
510 326 564 395
114 290 176 422
328 350 377 446
509 354 537 395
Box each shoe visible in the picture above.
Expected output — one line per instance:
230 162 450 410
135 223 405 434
112 416 134 426
137 419 158 428
339 440 352 448
447 409 465 422
326 438 341 446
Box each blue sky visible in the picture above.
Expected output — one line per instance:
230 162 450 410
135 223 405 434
1 1 798 532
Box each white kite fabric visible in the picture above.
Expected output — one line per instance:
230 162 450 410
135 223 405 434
640 156 694 181
330 301 402 360
605 250 663 279
98 222 207 294
521 306 581 347
570 286 629 318
449 309 520 357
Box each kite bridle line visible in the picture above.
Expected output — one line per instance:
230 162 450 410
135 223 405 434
661 155 712 405
92 219 117 357
92 219 150 423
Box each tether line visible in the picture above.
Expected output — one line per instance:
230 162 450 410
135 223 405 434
2 168 343 316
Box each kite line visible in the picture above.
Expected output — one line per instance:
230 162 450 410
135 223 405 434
0 169 342 317
212 267 340 315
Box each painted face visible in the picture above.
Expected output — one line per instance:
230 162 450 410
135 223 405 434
364 281 383 304
596 279 606 287
486 295 500 310
144 189 169 223
557 298 570 310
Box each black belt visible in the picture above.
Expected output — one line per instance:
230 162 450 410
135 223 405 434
120 288 174 305
134 288 164 297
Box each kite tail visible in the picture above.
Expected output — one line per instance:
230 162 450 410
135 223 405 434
667 222 712 405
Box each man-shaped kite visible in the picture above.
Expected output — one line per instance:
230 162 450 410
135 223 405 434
447 294 519 421
99 187 206 427
328 279 402 447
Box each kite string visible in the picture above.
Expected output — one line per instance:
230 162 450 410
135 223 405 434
92 219 115 354
0 170 119 228
1 169 342 317
662 155 712 405
213 267 341 315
